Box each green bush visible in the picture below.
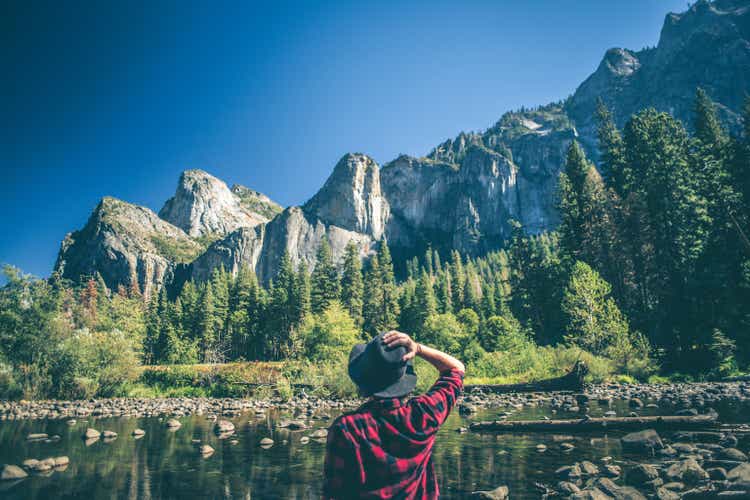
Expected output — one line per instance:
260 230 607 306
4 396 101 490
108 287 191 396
299 302 361 362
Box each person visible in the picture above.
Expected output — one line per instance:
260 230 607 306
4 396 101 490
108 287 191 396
322 330 465 499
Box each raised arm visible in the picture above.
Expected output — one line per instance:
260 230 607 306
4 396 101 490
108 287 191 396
383 330 465 374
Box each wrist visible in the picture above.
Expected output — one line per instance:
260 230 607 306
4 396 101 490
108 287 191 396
415 342 423 357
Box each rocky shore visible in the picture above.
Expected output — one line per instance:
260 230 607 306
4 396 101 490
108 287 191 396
2 381 750 498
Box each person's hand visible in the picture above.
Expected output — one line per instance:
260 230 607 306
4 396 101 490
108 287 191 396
383 330 420 361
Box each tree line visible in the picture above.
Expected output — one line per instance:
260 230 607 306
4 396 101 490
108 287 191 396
0 88 748 399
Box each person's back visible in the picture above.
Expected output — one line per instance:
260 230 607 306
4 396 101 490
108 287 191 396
323 331 465 499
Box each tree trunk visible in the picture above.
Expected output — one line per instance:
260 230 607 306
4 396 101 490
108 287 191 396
469 414 718 433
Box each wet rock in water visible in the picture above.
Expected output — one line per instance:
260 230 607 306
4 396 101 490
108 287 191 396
675 408 699 416
83 428 101 439
556 464 582 481
31 458 55 472
22 459 39 469
536 444 547 452
671 442 696 454
621 429 664 454
230 439 239 445
309 429 328 439
132 429 145 437
166 418 181 429
470 485 509 499
603 464 622 477
665 458 709 483
558 481 581 495
661 482 684 492
214 420 235 434
259 437 274 447
300 436 310 444
66 419 76 426
560 442 575 452
604 411 617 417
655 487 680 500
26 433 48 441
719 448 749 462
1 465 28 480
626 464 659 485
580 460 599 476
53 457 69 467
102 430 117 438
595 477 647 500
629 398 644 408
708 467 728 480
569 487 611 500
199 444 214 456
456 427 468 433
727 463 750 488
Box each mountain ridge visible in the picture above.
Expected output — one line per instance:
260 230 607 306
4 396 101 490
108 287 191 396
54 0 750 297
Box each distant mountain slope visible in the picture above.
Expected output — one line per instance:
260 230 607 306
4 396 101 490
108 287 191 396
54 0 750 294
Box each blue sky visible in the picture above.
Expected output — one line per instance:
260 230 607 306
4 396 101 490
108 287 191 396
1 0 688 280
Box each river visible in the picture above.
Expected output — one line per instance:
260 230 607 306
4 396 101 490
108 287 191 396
1 389 749 499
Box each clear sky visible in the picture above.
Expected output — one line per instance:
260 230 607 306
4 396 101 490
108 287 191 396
1 0 688 280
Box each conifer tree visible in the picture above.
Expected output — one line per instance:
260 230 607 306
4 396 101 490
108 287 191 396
415 270 437 330
310 240 340 314
340 242 364 327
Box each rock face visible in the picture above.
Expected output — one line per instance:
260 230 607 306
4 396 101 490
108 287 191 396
159 169 280 238
54 0 750 289
55 197 201 299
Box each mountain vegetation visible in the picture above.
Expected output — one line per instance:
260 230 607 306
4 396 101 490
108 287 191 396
2 89 749 399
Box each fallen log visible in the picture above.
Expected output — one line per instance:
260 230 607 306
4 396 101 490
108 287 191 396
465 361 588 394
469 414 718 433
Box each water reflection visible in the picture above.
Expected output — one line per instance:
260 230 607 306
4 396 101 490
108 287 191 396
0 398 747 499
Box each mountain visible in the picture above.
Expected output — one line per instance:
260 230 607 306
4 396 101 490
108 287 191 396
54 0 750 295
55 197 202 298
159 169 281 238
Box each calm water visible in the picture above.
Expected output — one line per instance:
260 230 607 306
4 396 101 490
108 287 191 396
1 397 748 499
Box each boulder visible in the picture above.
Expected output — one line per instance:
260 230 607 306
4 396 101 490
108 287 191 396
1 465 28 480
83 428 101 439
665 458 709 484
214 420 235 433
470 485 509 499
626 464 659 485
621 429 663 454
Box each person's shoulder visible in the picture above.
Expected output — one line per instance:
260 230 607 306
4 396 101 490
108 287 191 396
330 404 368 430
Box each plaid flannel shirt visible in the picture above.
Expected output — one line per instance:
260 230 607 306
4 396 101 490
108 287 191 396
322 368 464 499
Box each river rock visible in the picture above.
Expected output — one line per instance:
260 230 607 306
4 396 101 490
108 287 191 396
595 477 647 500
132 428 146 437
720 448 749 462
580 460 599 475
26 433 48 440
310 429 328 439
300 436 310 444
570 487 611 500
1 465 28 480
728 463 750 488
470 485 509 499
627 464 659 485
199 444 214 456
83 428 101 439
558 481 581 494
259 438 274 447
655 487 680 500
102 430 117 438
214 420 235 433
53 456 69 467
665 458 709 483
621 429 663 454
22 459 39 469
166 418 181 429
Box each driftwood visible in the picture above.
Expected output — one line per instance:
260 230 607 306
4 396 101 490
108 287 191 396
469 414 718 433
465 361 589 394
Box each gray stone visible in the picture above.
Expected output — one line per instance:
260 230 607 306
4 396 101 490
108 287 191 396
470 485 509 499
1 465 28 480
621 429 664 454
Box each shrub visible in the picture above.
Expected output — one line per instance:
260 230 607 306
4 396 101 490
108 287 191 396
300 302 361 362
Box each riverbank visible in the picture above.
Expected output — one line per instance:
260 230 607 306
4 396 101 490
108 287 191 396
2 380 749 421
1 381 749 498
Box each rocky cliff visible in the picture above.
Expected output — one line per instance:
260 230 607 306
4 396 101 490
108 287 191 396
159 169 280 238
54 0 750 292
55 197 202 299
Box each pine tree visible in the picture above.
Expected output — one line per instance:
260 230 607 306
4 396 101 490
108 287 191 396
596 99 628 194
415 270 437 330
196 281 215 361
450 250 465 311
310 240 340 314
376 243 400 333
363 254 381 335
340 242 364 327
694 88 726 149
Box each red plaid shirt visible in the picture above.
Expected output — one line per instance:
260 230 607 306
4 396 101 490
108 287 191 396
323 368 464 499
